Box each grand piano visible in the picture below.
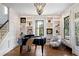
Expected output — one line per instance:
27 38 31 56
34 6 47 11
19 34 46 56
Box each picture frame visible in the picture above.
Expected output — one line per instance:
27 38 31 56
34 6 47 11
20 17 26 23
47 28 52 34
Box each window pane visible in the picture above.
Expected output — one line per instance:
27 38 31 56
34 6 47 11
35 20 44 36
75 19 79 46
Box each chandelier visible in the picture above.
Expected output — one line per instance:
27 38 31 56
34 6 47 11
34 3 46 15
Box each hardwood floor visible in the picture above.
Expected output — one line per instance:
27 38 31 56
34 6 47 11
4 44 75 56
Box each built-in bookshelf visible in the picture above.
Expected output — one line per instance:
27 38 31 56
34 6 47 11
26 20 33 35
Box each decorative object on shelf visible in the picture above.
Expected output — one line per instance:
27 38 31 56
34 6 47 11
20 17 26 23
47 28 52 34
34 3 46 15
56 30 59 33
27 21 32 26
48 20 51 23
64 16 69 39
27 29 33 35
29 22 31 26
55 24 59 27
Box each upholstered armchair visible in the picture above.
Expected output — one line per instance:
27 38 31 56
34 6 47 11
50 35 61 47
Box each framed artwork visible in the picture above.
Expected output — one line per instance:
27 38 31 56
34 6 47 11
47 28 52 34
64 16 69 39
20 17 26 23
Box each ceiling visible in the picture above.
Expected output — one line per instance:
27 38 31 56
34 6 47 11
3 3 73 16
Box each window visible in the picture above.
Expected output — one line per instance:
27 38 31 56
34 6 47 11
75 12 79 46
75 18 79 46
35 20 44 36
64 16 70 39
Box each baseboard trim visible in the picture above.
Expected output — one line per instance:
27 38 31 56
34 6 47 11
0 45 18 56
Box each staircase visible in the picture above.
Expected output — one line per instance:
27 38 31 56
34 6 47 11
0 20 9 44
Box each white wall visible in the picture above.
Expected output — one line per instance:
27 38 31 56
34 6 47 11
61 6 72 48
19 15 61 45
0 8 20 56
61 4 79 55
71 4 79 56
20 15 61 37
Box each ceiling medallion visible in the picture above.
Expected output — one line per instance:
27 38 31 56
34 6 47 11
34 3 46 15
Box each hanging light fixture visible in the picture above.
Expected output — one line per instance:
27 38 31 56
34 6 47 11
34 3 46 15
